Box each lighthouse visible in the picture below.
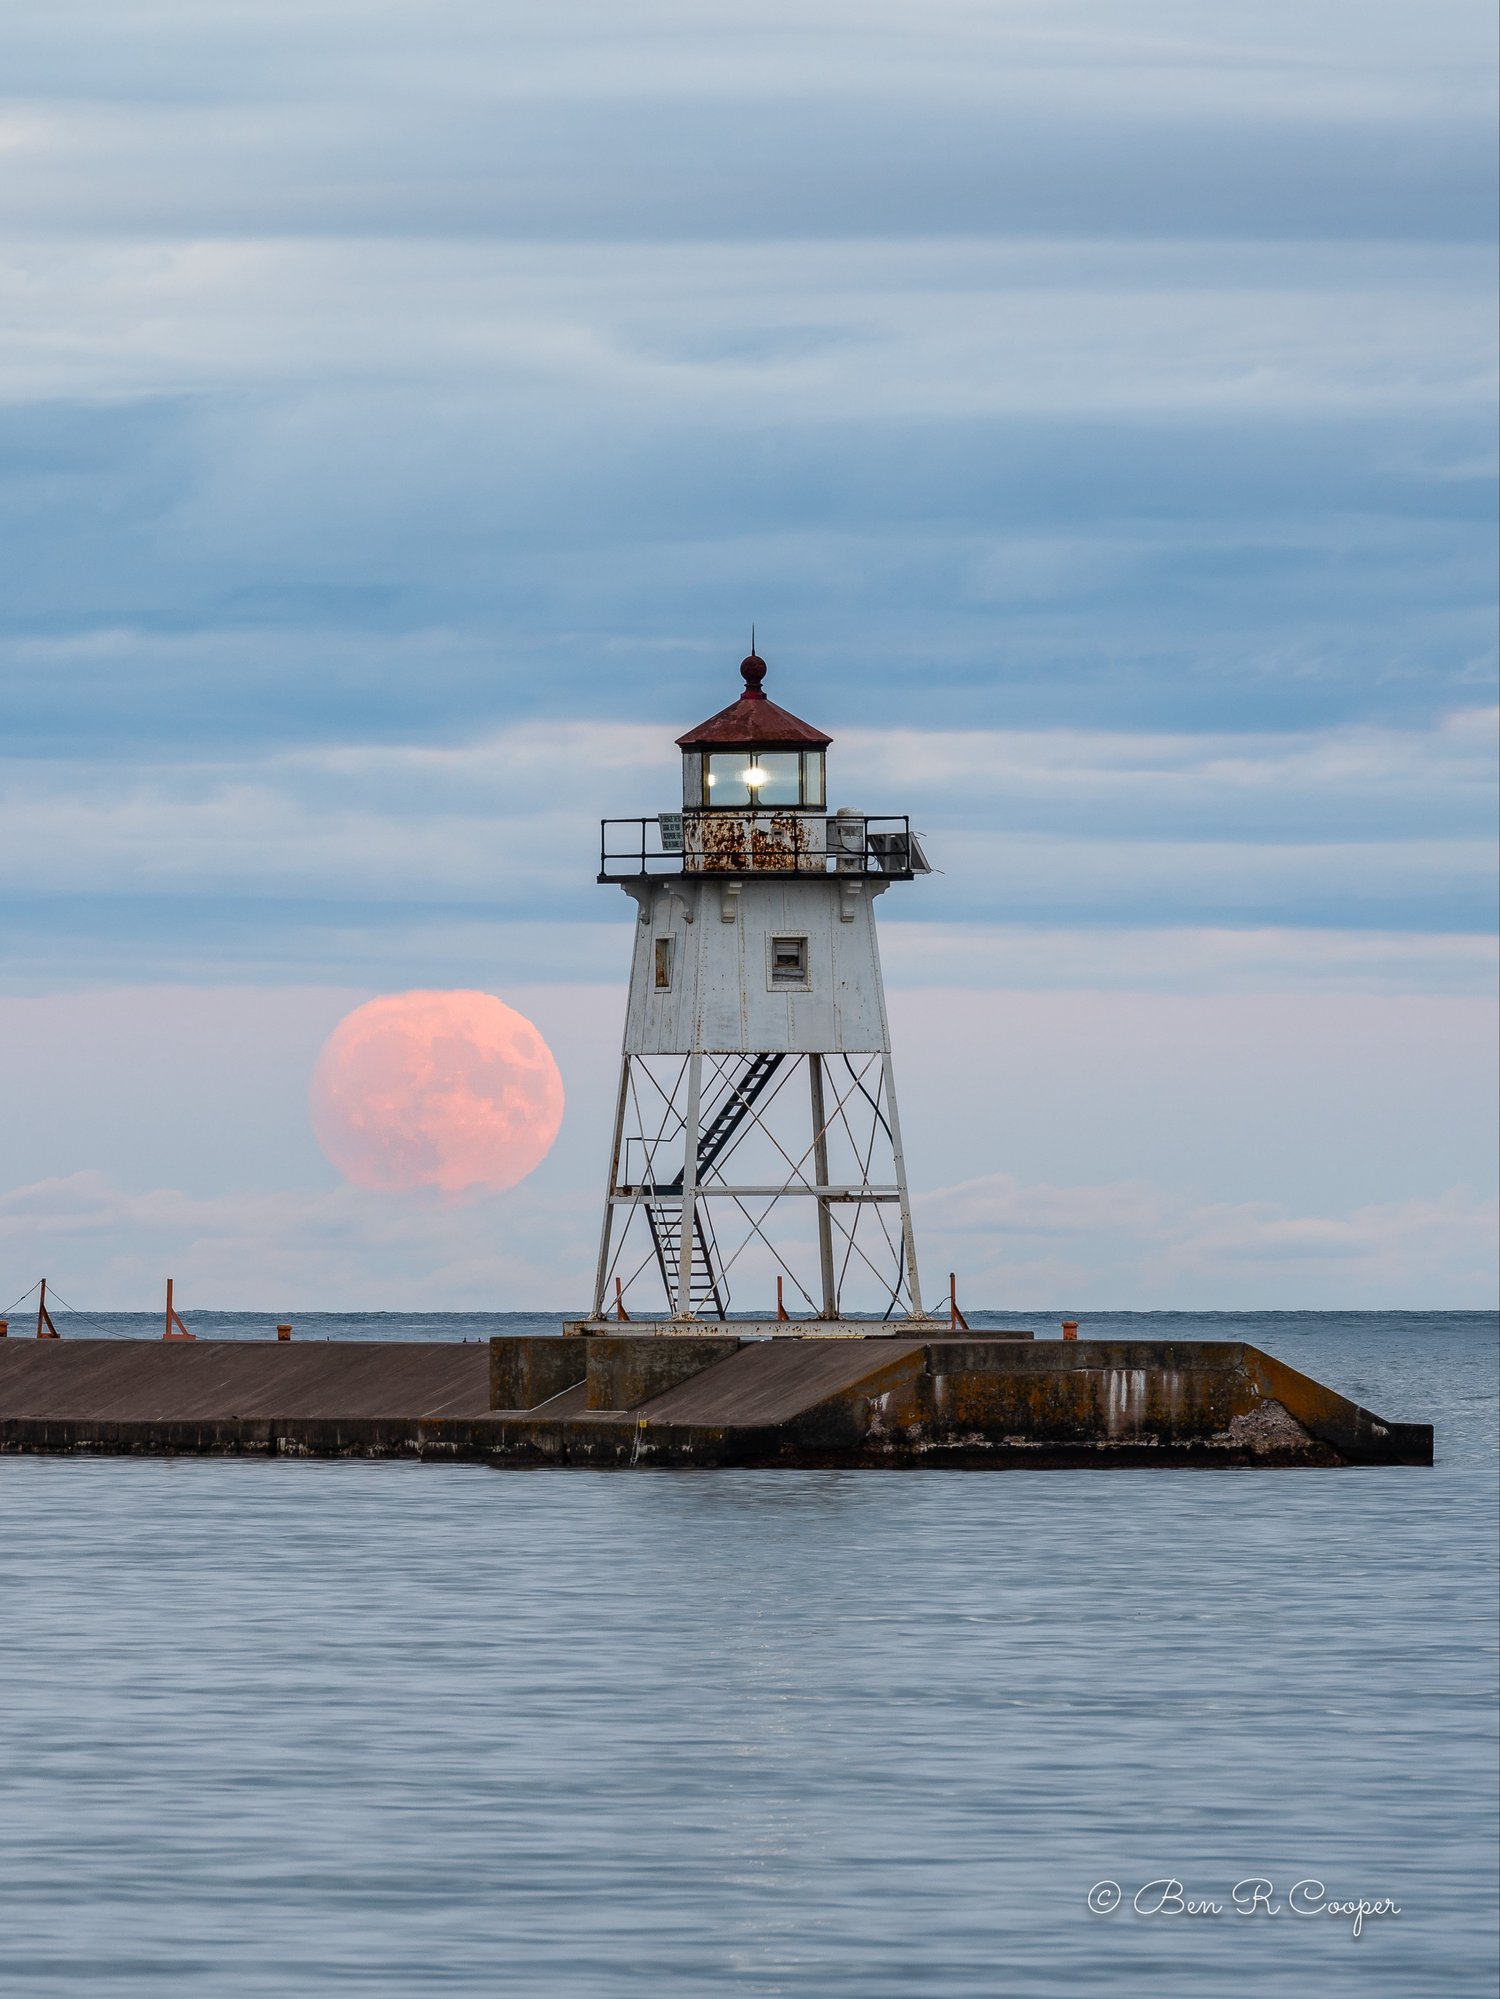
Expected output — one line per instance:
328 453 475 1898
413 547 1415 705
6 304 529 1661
587 649 936 1334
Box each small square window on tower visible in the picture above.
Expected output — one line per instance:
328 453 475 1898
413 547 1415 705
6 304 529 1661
769 935 809 988
654 937 674 990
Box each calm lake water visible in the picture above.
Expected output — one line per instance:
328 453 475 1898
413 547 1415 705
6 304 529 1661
2 1312 1495 1997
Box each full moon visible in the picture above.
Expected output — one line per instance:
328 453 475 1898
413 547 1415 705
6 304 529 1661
309 990 564 1195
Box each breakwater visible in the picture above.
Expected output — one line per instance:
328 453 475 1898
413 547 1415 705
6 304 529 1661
0 1332 1432 1466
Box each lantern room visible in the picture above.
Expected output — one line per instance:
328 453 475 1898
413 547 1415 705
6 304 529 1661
676 653 831 811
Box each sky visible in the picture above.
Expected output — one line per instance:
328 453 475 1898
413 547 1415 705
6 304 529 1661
1 0 1496 1311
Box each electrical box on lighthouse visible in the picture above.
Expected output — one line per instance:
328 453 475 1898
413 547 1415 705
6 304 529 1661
585 650 938 1336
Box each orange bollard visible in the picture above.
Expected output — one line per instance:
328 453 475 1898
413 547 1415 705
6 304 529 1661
0 1319 7 1338
613 1276 630 1322
36 1279 60 1339
949 1273 970 1332
1061 1319 1079 1341
276 1322 293 1342
162 1277 196 1341
776 1275 790 1323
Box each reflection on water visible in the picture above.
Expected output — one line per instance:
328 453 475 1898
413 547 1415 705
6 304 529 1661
1 1314 1494 1997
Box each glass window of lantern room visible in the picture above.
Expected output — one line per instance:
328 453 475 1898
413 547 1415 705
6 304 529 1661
703 750 815 807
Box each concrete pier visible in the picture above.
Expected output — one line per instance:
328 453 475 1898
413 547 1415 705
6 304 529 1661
0 1333 1432 1466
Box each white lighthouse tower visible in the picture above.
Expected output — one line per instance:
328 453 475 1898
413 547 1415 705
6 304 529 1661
587 649 935 1334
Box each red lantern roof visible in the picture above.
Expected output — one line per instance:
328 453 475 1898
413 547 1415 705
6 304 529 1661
676 654 832 750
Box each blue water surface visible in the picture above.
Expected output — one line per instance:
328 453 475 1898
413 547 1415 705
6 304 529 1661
1 1311 1495 1997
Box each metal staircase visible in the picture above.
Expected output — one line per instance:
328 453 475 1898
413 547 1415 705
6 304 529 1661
645 1202 728 1319
645 1053 786 1316
666 1053 785 1191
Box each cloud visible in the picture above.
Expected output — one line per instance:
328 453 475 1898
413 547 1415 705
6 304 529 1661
0 710 1491 985
0 6 1490 768
5 1164 1491 1312
0 1169 595 1312
847 705 1500 819
2 980 1493 1305
1 2 1493 241
916 1172 1497 1307
877 925 1498 997
1 234 1490 759
4 237 1494 415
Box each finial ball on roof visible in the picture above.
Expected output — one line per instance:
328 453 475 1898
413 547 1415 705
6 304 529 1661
675 650 830 748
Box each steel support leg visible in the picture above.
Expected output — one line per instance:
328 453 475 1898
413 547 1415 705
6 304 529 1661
590 1056 632 1318
881 1051 927 1319
808 1054 839 1317
675 1051 704 1317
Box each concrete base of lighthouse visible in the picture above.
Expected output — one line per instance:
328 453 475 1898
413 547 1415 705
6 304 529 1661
492 1332 1433 1467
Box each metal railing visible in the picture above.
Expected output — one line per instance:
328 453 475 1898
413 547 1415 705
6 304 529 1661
599 810 925 880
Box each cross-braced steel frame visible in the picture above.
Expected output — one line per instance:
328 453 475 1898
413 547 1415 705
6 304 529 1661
590 1047 926 1322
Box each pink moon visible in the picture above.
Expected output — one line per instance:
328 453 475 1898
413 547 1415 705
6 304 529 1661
309 990 564 1195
